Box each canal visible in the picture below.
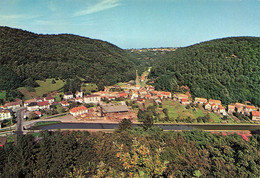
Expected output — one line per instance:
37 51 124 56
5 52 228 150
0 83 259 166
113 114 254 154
31 123 260 131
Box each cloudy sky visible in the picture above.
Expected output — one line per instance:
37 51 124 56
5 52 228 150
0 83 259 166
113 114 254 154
0 0 259 48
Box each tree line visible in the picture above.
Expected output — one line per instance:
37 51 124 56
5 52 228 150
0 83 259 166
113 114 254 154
0 124 259 177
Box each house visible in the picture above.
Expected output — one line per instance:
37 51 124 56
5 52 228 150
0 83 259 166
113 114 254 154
84 94 101 104
4 101 20 110
44 96 55 104
75 97 84 103
61 101 70 107
181 98 190 105
36 97 43 102
235 103 244 114
150 90 158 95
139 89 147 96
175 94 188 101
24 99 37 107
27 102 39 111
130 91 139 99
118 92 128 98
108 96 116 101
204 103 211 110
70 106 88 117
37 101 50 110
0 109 12 121
145 94 151 99
251 111 260 121
211 104 219 112
228 105 235 114
218 105 225 114
209 99 221 105
244 105 256 115
75 91 83 98
34 111 42 117
64 92 73 100
160 92 172 99
194 97 207 105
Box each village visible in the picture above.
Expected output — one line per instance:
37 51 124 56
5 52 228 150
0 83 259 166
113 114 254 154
0 69 260 128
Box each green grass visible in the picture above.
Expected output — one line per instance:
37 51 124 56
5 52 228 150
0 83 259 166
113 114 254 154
162 100 179 119
7 135 14 143
81 83 98 93
18 79 65 99
34 121 61 127
0 91 6 100
209 113 222 122
56 104 63 113
192 108 205 118
54 92 63 102
35 79 65 96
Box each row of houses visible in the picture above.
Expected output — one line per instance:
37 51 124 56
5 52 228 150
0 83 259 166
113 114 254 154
173 94 260 121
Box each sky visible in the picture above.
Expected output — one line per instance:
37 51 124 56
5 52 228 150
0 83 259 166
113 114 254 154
0 0 259 49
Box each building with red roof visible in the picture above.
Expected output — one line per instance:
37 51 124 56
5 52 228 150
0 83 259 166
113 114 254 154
61 101 70 107
70 106 88 116
4 101 20 110
44 96 55 104
37 101 50 110
194 97 207 105
160 91 172 99
181 98 190 105
244 105 256 115
209 99 221 105
251 111 260 121
118 92 128 98
24 99 37 106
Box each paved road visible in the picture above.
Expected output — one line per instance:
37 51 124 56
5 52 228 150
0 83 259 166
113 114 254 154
14 107 26 135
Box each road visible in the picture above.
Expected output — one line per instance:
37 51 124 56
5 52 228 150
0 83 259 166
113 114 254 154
14 107 26 136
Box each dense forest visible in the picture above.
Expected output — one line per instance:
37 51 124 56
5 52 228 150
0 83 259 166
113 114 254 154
150 37 260 106
0 26 136 95
0 126 259 177
1 27 259 106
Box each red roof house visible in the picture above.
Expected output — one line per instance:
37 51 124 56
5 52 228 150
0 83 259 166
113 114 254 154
70 106 88 116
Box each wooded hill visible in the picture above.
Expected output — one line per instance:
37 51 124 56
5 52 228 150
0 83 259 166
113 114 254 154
150 37 260 106
0 26 135 93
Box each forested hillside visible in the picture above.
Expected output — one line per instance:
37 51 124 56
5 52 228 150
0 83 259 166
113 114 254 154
150 37 260 106
0 26 135 95
0 128 259 177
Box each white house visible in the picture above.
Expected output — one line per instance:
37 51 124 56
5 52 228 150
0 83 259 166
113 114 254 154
70 106 88 116
0 109 12 121
64 92 73 100
84 94 101 104
27 102 39 111
44 96 55 104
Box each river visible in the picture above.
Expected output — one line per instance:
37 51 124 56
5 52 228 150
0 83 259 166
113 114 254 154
31 123 260 131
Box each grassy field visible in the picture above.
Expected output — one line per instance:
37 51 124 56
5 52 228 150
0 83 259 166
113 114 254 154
18 79 65 99
0 91 6 100
35 79 65 96
209 113 223 122
160 100 224 123
81 83 98 94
